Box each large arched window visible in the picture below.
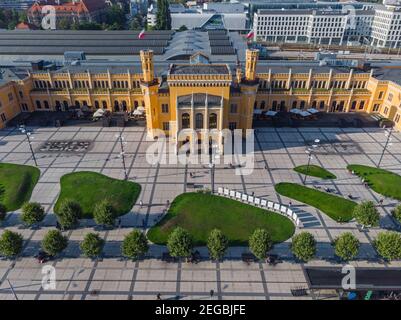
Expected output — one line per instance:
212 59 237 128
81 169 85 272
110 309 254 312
94 101 100 109
114 101 120 112
195 113 203 129
122 100 127 111
209 113 217 129
182 113 190 129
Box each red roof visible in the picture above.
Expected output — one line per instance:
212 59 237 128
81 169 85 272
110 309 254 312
28 0 107 14
15 22 39 30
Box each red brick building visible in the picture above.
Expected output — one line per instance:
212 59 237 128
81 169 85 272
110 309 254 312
28 0 108 28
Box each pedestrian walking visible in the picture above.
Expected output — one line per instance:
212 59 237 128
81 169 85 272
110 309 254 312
379 198 384 206
210 289 214 299
289 201 292 207
157 293 161 300
139 200 143 207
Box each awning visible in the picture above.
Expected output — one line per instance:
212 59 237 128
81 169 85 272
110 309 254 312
93 109 105 118
290 108 301 114
132 109 144 116
307 108 319 114
300 111 312 117
137 106 145 112
265 110 277 116
253 109 263 115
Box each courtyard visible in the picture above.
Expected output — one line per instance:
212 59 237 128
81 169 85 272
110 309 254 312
0 124 400 300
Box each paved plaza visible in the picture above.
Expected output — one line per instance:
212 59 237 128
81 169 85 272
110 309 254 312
0 124 400 300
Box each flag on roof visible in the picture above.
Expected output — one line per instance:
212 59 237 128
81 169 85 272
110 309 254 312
246 30 254 39
138 29 145 39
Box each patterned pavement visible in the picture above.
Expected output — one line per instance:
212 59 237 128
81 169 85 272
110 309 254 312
0 124 400 300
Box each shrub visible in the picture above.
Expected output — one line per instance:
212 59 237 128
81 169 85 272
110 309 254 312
167 227 193 258
249 229 272 260
392 204 401 223
333 232 360 261
352 201 380 227
122 230 148 260
207 229 228 261
291 232 316 262
56 199 82 229
0 230 23 258
21 202 45 226
373 231 401 261
80 233 104 258
93 200 116 228
41 230 68 257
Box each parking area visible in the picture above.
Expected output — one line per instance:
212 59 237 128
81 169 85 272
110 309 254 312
0 125 400 300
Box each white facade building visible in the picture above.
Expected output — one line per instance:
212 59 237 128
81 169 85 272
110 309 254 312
253 4 401 48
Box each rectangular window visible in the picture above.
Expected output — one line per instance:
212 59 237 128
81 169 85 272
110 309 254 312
378 91 384 99
388 93 394 102
161 104 169 113
351 101 357 110
384 107 389 114
359 101 365 110
1 113 6 122
230 104 238 113
162 122 170 131
395 114 400 123
373 103 380 112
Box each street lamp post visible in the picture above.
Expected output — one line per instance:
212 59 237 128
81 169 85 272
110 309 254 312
377 126 394 168
115 133 128 180
19 125 37 167
303 139 320 185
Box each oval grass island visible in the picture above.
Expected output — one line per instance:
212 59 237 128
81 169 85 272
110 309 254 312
147 192 295 246
0 162 40 211
347 164 401 201
275 182 356 222
294 165 336 180
54 171 141 218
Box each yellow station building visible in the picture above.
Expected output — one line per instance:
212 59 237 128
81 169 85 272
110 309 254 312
1 48 401 142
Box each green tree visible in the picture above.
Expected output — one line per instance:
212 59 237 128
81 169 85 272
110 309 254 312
207 229 228 260
104 5 126 29
167 227 193 258
93 200 116 228
122 230 149 260
156 0 171 30
392 204 401 223
249 229 272 260
58 18 71 30
56 200 82 229
80 233 104 258
291 232 316 262
352 201 380 227
333 232 360 261
0 230 23 258
177 25 188 32
41 230 68 257
21 202 45 226
0 203 6 222
374 231 401 261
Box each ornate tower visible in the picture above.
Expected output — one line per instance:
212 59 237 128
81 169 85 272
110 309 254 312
240 49 260 133
245 49 259 82
140 50 155 83
140 50 159 138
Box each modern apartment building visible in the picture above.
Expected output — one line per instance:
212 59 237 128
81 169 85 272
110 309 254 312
253 2 401 48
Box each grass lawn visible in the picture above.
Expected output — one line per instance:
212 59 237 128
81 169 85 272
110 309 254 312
147 192 295 246
54 171 141 218
294 165 336 179
0 162 40 211
275 182 356 222
347 164 401 200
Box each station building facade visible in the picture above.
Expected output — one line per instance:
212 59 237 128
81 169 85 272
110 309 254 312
1 49 401 138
